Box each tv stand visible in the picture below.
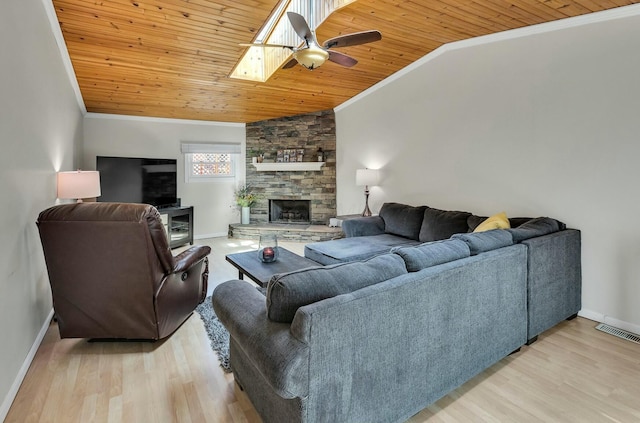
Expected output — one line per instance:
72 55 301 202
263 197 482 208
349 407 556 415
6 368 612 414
158 206 193 249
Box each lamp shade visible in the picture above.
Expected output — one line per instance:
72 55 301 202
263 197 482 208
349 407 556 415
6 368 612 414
57 170 101 200
293 46 329 70
356 169 380 187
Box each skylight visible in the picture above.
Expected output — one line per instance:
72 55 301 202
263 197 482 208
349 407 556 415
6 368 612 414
254 0 291 44
230 0 357 82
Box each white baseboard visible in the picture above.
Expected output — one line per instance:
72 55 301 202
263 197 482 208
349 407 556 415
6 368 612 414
578 309 640 335
194 232 228 240
0 308 55 421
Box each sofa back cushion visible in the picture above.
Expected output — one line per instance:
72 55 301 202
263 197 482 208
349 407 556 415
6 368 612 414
451 230 513 255
267 253 408 323
379 203 427 240
392 239 470 272
419 207 471 242
507 217 561 242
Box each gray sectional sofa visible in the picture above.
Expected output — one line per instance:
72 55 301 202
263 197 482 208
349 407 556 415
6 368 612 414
305 202 582 343
213 202 581 423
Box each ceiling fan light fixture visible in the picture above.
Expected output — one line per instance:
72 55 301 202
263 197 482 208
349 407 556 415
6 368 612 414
294 47 329 70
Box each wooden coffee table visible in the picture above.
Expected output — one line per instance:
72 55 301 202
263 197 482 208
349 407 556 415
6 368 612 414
225 247 320 288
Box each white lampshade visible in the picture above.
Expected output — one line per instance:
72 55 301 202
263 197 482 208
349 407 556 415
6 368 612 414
57 170 101 201
356 169 380 187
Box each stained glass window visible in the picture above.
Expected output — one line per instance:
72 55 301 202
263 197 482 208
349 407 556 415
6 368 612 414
185 152 235 182
191 153 232 176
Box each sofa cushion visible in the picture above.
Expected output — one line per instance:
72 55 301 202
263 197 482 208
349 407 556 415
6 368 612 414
304 234 420 265
266 254 408 323
379 203 427 240
507 217 561 243
473 212 511 233
392 239 470 272
451 230 513 255
419 207 471 242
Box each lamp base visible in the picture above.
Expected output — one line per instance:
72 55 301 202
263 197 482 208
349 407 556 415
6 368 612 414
361 189 372 217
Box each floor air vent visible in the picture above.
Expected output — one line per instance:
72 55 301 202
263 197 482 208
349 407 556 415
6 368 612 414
595 323 640 344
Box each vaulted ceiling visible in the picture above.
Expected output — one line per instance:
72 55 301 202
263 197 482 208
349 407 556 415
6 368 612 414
52 0 638 123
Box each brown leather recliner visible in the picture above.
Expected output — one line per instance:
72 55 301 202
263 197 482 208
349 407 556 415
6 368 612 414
36 202 211 340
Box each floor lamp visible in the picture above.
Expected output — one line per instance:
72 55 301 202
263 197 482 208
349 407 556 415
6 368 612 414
356 168 380 216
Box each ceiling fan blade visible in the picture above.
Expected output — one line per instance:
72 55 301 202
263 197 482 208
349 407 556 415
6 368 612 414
287 12 313 41
323 30 382 49
328 50 358 67
282 58 298 69
240 43 295 49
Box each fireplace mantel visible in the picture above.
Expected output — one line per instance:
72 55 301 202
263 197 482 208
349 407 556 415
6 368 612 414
252 162 325 172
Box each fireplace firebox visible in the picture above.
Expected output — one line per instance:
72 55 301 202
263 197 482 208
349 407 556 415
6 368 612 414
269 199 311 224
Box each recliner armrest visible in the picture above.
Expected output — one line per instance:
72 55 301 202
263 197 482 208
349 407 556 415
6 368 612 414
173 245 211 273
342 216 385 237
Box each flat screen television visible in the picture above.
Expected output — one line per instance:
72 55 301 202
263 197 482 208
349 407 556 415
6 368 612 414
96 156 178 208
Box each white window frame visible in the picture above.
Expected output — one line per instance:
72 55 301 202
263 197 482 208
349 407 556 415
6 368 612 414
181 142 242 184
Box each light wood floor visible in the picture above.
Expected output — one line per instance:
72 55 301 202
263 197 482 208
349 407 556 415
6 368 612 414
6 238 640 422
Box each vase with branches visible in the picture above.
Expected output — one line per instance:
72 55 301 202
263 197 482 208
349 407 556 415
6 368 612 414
234 185 260 224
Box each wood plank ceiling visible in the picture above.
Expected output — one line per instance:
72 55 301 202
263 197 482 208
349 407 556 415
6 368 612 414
52 0 638 123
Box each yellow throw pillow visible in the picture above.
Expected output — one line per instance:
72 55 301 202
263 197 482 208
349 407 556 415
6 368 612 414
474 212 511 232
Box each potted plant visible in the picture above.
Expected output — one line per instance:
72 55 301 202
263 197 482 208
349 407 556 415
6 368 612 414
250 148 265 163
234 185 260 224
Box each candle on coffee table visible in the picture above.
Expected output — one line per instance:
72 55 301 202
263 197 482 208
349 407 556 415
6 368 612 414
262 246 275 262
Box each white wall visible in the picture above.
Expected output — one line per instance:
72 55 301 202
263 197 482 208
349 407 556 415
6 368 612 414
336 10 640 332
83 115 246 237
0 0 83 418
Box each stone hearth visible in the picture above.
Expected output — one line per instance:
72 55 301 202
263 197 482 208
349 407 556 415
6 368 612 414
228 223 342 243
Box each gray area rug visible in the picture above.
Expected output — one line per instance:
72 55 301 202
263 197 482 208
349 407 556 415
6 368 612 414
195 296 231 373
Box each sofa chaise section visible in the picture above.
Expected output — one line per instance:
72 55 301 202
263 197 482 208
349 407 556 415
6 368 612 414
306 202 472 265
304 233 420 265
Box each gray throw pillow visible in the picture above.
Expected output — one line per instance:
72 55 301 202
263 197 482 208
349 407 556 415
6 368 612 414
507 217 561 243
379 203 427 240
266 253 408 323
392 239 470 272
419 207 471 242
451 230 513 255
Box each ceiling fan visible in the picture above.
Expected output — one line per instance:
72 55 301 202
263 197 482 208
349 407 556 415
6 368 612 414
242 12 382 70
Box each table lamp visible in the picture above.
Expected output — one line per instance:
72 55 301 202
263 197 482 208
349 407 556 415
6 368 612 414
356 168 380 216
57 170 101 202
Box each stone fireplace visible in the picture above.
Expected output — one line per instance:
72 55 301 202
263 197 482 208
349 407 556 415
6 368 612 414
269 199 311 224
244 109 337 226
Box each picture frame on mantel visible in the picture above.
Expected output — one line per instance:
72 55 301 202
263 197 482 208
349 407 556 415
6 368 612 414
278 149 304 163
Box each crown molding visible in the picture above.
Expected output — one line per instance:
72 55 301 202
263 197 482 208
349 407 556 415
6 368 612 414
335 3 640 113
85 112 246 127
